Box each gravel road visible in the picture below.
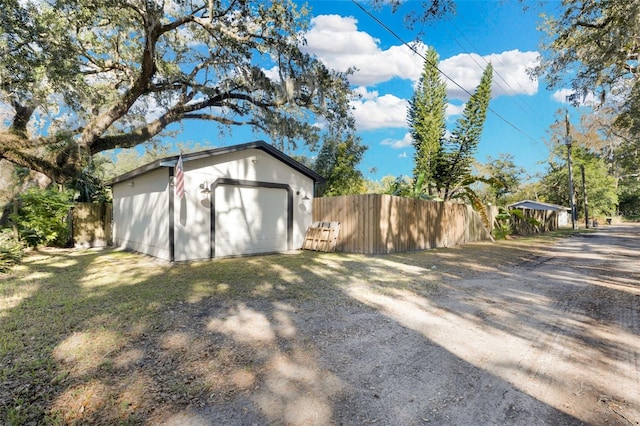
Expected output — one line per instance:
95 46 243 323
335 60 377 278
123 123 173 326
161 224 640 425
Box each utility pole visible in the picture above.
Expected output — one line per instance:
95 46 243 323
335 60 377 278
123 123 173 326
581 164 589 228
565 111 577 229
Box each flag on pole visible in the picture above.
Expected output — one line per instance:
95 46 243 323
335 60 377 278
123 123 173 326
175 154 185 198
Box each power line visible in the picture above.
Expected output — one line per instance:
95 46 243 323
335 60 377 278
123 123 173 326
350 0 542 147
447 13 547 125
441 19 550 157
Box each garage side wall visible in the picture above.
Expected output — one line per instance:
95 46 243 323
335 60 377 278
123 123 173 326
112 168 171 260
173 149 314 260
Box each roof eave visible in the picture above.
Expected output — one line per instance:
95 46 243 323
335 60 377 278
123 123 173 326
107 140 325 186
507 200 571 211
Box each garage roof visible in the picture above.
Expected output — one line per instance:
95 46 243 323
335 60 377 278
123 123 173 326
508 200 570 211
108 140 325 185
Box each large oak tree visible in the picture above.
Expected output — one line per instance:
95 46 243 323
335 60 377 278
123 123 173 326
0 0 354 184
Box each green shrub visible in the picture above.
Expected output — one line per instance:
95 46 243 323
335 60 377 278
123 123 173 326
493 222 512 240
492 207 513 239
493 207 544 239
10 188 74 247
0 230 26 273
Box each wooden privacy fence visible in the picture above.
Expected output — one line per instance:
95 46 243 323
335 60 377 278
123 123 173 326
510 208 558 235
72 203 112 248
312 194 496 254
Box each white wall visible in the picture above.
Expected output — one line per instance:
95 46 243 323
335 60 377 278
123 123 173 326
174 148 314 260
112 168 171 260
173 164 211 261
558 211 569 227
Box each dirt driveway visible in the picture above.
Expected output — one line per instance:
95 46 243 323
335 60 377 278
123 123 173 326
157 224 639 425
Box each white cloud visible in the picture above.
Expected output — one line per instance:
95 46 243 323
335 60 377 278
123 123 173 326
441 50 539 100
303 15 539 100
551 88 600 105
353 86 380 101
551 88 574 103
352 88 467 131
381 132 412 149
351 88 408 130
303 15 425 86
398 152 408 158
263 66 280 82
301 15 544 135
446 102 466 118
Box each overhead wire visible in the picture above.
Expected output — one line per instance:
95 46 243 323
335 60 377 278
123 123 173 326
447 13 547 126
441 18 550 157
350 0 543 148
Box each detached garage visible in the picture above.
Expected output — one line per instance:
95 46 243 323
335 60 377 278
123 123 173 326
109 141 324 261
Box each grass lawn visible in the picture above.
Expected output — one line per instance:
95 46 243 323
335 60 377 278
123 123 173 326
0 229 587 424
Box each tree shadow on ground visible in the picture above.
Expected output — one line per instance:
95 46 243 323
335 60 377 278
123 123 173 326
0 225 638 425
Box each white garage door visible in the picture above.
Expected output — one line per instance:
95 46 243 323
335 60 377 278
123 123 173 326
215 185 288 257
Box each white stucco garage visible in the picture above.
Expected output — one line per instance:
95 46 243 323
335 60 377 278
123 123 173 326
109 141 324 261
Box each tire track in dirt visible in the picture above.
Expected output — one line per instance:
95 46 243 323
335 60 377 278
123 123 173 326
510 227 640 425
175 225 639 425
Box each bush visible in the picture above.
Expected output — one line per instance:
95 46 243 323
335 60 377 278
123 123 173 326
11 188 74 247
0 230 26 273
493 222 512 240
492 207 513 240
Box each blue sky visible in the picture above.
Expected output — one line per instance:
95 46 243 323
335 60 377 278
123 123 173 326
178 0 573 182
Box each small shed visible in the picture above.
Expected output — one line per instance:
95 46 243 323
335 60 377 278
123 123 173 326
109 141 324 261
508 200 571 233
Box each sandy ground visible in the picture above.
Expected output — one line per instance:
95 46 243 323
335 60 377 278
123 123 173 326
158 225 640 426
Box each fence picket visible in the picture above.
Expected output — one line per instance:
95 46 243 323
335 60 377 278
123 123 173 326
312 195 496 254
72 203 112 248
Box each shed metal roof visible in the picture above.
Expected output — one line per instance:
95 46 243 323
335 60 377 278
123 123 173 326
507 200 570 211
108 140 325 185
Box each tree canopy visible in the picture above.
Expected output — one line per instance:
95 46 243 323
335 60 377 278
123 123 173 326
534 1 640 217
540 110 620 218
438 63 493 200
368 0 455 30
0 0 354 184
314 134 367 197
474 153 526 205
407 48 493 202
540 144 618 218
408 46 447 195
535 0 640 135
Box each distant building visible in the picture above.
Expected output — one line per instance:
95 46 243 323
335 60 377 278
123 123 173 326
508 200 571 227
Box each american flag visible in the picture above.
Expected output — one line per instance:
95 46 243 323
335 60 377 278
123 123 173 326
175 154 185 198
